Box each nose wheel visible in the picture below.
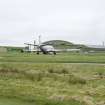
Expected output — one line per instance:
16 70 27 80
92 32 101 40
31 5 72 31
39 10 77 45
36 51 39 54
53 51 56 55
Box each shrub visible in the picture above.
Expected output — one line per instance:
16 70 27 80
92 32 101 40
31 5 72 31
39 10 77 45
96 71 105 79
68 74 86 85
23 71 44 81
61 68 69 75
48 68 54 73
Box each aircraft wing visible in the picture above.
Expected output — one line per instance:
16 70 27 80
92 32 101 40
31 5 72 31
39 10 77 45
24 43 38 46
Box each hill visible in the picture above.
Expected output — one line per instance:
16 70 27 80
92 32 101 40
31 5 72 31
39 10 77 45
1 40 105 53
43 40 73 45
43 40 105 52
43 40 86 49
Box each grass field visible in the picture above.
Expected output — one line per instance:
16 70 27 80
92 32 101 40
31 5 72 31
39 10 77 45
0 52 105 105
1 52 105 63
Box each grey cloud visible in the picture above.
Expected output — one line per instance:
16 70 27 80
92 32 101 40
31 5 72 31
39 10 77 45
0 0 105 46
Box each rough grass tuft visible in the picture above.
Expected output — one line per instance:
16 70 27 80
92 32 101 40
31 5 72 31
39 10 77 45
68 74 86 84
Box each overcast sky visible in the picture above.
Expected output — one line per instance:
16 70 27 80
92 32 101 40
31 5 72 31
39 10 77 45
0 0 105 46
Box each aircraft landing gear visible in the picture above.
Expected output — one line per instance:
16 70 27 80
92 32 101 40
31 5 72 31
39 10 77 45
53 51 56 55
36 51 39 54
